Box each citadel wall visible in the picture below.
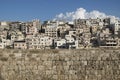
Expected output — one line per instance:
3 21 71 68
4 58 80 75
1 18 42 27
0 49 119 80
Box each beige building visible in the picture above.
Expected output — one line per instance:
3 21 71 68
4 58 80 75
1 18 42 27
99 37 119 47
0 43 5 49
0 30 7 40
27 34 53 49
26 21 38 35
56 34 79 49
14 41 27 49
45 27 57 38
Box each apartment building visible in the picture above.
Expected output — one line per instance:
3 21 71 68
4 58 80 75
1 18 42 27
0 17 119 49
56 34 78 49
14 40 27 49
27 34 53 49
43 21 58 39
26 21 38 35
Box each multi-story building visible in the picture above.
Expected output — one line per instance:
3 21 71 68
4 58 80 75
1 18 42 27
55 34 78 49
20 22 27 34
0 21 10 30
0 43 5 49
43 21 58 39
14 40 27 49
26 20 38 35
27 34 53 49
45 26 58 38
9 22 21 30
0 17 119 49
56 39 66 49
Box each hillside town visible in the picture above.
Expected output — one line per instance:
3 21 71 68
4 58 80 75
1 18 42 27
0 17 120 49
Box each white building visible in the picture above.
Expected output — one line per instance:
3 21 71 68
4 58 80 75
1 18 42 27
0 43 5 49
0 21 8 26
56 34 79 49
56 39 66 49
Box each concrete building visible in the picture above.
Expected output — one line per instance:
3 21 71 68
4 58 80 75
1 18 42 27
26 21 38 35
65 34 78 49
2 39 12 48
0 30 7 40
57 22 71 38
14 40 27 49
0 43 4 49
99 37 119 47
45 26 57 38
0 17 120 49
56 39 66 49
9 22 21 30
27 34 53 49
20 22 27 34
56 34 78 49
43 21 58 39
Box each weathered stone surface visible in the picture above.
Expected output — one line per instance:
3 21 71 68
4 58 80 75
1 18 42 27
0 49 119 80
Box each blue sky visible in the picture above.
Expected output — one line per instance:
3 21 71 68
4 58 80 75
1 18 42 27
0 0 119 21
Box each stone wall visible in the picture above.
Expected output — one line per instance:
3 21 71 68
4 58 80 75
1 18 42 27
0 49 120 80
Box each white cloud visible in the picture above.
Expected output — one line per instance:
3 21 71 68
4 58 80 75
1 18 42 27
54 8 118 21
72 8 86 19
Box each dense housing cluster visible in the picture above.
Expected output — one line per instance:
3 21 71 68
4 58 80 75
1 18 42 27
0 17 120 49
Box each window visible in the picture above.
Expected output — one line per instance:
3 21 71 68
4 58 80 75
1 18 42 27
14 44 17 46
59 43 61 45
